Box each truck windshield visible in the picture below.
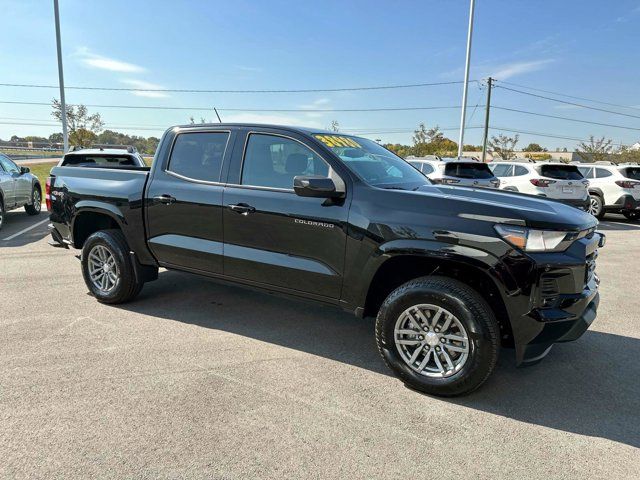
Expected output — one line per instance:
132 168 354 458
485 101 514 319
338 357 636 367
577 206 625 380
314 134 429 189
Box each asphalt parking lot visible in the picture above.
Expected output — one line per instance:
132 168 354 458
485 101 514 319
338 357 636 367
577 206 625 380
1 209 639 479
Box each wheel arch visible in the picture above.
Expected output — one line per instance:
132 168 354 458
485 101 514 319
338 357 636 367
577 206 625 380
71 204 126 248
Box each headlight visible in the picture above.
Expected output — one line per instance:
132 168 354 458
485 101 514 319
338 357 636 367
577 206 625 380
494 225 572 252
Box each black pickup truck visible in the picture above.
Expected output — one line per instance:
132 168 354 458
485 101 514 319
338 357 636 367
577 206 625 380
48 124 605 396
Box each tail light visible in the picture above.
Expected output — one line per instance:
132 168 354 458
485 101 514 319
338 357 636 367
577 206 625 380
615 180 640 189
530 179 556 187
45 177 52 211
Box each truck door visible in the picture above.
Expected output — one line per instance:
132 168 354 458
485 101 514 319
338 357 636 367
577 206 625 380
222 130 350 299
145 129 233 274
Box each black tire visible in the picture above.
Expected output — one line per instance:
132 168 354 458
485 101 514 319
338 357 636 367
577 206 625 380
589 194 605 219
622 211 640 221
81 229 144 304
375 276 499 397
25 185 42 215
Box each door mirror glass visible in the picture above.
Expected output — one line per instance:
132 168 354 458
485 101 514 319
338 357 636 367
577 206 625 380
293 175 344 198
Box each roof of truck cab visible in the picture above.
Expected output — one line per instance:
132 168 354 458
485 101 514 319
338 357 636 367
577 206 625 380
172 123 354 137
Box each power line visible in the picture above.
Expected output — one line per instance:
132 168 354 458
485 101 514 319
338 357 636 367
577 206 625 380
0 100 479 113
0 80 472 94
496 80 640 113
493 105 640 132
488 125 630 148
495 84 640 120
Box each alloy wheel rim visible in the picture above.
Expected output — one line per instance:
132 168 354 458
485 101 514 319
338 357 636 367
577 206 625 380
34 190 41 211
589 197 599 216
394 304 470 378
88 245 119 293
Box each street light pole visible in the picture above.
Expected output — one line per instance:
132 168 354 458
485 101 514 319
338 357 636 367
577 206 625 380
53 0 69 153
457 0 476 158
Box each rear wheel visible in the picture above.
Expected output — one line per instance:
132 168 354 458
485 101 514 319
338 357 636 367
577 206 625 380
588 194 605 219
0 198 4 231
81 229 144 304
623 211 640 221
25 186 41 215
375 276 499 397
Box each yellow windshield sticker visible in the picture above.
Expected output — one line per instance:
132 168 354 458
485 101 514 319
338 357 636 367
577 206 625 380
315 135 361 149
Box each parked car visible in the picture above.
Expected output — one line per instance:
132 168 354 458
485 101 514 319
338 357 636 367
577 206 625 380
577 163 640 220
58 146 146 168
408 157 500 188
489 161 590 211
0 153 42 230
48 124 604 397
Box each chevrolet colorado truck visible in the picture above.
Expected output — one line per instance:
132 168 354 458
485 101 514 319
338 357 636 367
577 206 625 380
47 124 605 396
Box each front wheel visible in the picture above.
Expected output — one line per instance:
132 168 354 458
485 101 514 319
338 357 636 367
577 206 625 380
81 229 144 304
623 211 640 221
375 276 499 397
25 186 41 215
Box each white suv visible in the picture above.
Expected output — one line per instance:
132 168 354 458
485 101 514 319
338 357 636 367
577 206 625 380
408 158 500 189
489 161 590 211
577 163 640 220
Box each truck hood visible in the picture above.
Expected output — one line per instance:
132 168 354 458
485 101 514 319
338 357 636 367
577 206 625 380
413 184 597 231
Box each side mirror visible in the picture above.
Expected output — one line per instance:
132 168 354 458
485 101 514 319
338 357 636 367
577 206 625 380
20 166 30 174
293 175 344 199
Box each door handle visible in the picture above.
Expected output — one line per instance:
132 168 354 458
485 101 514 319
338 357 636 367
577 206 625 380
153 194 176 205
228 203 256 215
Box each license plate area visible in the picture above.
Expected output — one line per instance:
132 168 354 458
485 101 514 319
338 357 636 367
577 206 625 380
562 186 574 193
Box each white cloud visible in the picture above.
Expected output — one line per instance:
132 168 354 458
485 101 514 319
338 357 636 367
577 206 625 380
120 79 169 98
75 47 145 73
489 59 554 80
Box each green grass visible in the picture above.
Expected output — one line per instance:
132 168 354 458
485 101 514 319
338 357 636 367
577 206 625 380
25 162 58 186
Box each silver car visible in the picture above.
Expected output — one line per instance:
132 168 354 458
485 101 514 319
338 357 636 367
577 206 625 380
0 153 42 230
408 157 500 189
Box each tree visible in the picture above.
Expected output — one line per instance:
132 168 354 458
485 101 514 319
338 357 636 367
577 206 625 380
489 133 519 160
463 144 482 152
48 132 63 144
328 120 340 132
51 99 105 147
576 136 613 162
615 145 640 164
413 123 443 145
523 143 546 152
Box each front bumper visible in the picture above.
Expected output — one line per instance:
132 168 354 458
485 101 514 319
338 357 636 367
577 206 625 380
506 232 604 365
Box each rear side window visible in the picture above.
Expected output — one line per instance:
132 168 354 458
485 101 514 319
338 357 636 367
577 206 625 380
168 132 229 182
62 155 135 167
421 163 434 175
242 133 329 190
578 166 593 178
491 164 513 177
444 162 494 179
595 168 613 178
514 165 529 176
536 164 583 180
621 167 640 180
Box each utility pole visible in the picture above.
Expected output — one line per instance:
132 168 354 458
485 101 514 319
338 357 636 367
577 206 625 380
481 77 493 163
53 0 69 153
457 0 476 158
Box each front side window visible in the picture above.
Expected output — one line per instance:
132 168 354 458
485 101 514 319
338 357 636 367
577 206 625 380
242 133 329 189
315 134 428 189
595 168 613 178
168 132 229 182
0 155 19 173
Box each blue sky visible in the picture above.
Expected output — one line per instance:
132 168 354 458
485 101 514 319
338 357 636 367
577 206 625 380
1 0 639 149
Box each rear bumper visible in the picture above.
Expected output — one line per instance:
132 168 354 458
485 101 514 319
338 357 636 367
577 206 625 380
558 197 590 211
605 194 639 212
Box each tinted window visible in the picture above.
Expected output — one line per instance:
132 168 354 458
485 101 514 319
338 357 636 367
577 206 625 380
578 166 593 178
242 133 329 189
168 132 229 182
536 164 583 180
62 155 135 167
621 167 640 180
422 163 434 175
491 164 513 177
595 168 613 178
444 162 494 179
0 155 19 173
514 166 529 176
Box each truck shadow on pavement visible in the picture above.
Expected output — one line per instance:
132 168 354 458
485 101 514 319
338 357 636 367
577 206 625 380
121 270 639 449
